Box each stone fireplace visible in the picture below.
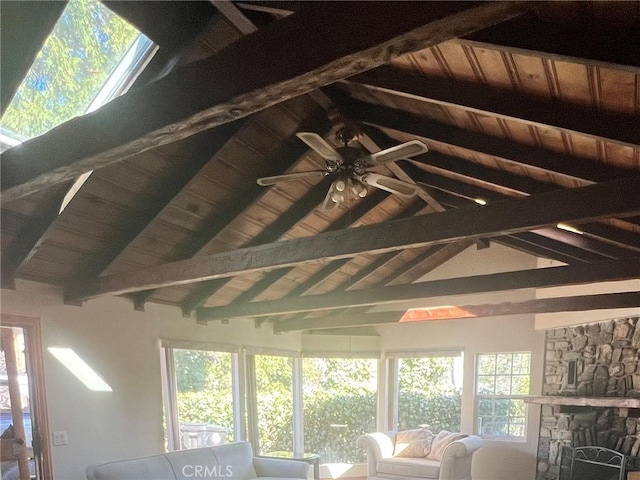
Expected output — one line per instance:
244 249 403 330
534 316 640 480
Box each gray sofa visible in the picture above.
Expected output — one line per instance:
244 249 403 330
357 432 482 480
86 441 309 480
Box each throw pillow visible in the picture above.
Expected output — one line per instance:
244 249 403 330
393 427 433 458
427 430 468 461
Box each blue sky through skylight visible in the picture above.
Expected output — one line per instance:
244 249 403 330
1 0 154 142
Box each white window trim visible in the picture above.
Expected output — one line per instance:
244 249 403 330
161 345 240 451
473 351 531 442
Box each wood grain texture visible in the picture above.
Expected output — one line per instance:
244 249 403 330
275 292 640 332
65 175 640 300
197 259 640 320
1 2 532 202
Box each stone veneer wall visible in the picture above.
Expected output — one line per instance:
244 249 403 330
536 316 640 480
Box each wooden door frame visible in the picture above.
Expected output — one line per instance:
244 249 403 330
1 314 53 480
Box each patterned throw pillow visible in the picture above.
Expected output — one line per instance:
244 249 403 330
427 430 468 461
393 427 434 458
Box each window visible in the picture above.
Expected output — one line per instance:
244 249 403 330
1 0 154 142
162 346 239 450
397 354 462 432
303 357 377 463
475 352 531 439
254 354 294 454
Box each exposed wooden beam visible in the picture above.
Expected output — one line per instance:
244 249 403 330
348 67 640 148
211 0 258 35
200 259 640 321
133 115 332 310
304 327 380 336
332 95 635 183
362 126 631 254
496 236 591 265
104 1 216 49
1 1 532 202
460 7 640 69
183 189 392 315
65 175 640 301
1 1 67 115
75 121 247 280
210 8 467 301
179 174 335 314
0 183 71 288
409 185 611 264
281 241 472 333
275 292 640 332
403 163 640 257
235 2 297 18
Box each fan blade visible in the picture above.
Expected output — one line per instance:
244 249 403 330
257 170 327 186
359 173 421 198
362 140 428 166
320 184 341 211
296 132 343 162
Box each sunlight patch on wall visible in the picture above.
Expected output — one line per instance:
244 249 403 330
48 347 112 392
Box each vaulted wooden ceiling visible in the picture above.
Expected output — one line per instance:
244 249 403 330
2 1 639 334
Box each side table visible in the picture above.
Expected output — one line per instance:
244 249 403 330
258 451 320 480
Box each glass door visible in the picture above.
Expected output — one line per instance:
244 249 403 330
1 315 52 480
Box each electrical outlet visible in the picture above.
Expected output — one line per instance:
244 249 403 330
52 431 68 446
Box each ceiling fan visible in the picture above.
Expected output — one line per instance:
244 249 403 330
256 128 429 211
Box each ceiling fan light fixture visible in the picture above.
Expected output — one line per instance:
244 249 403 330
257 131 429 210
350 179 367 198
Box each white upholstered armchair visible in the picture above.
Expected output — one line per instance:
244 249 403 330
357 431 482 480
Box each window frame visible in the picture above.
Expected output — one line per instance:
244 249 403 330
245 348 300 455
384 350 463 433
473 351 531 441
160 341 242 451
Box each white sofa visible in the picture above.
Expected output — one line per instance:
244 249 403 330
357 432 482 480
86 441 309 480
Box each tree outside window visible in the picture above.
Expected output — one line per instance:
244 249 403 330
475 352 530 439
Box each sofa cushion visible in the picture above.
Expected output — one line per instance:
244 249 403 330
426 431 468 462
87 442 259 480
393 428 433 458
211 441 258 479
377 457 441 479
165 447 219 480
86 454 175 480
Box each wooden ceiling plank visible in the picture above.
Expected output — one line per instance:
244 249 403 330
65 174 640 301
402 163 640 258
458 12 640 70
333 95 636 183
180 176 334 313
182 188 392 315
348 67 640 147
1 1 533 202
73 121 247 281
199 258 640 321
0 183 71 288
138 115 332 311
275 292 640 332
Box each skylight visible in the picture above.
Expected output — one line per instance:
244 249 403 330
1 0 155 142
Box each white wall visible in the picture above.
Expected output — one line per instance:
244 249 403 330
1 280 302 479
0 243 550 480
